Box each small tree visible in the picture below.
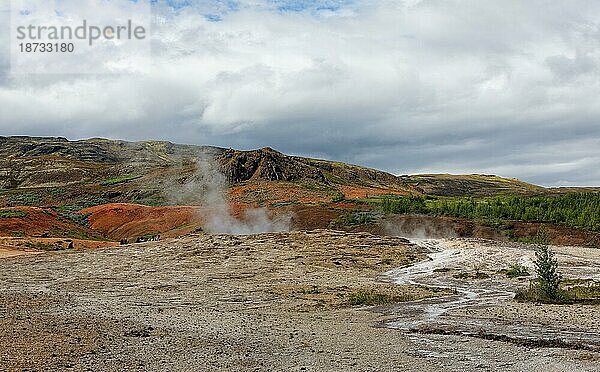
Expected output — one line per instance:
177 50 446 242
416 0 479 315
535 245 561 300
533 226 562 301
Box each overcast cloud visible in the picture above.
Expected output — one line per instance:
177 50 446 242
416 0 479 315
1 0 600 186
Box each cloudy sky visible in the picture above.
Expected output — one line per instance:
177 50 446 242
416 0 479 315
1 0 600 186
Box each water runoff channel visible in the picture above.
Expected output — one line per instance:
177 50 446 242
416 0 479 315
382 238 600 351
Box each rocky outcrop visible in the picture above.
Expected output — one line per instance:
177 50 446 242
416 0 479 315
217 147 328 184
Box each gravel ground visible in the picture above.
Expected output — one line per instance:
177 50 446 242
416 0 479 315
1 231 599 371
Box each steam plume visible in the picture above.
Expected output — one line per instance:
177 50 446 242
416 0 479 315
172 156 292 235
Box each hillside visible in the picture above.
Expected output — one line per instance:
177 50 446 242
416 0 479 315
402 174 546 197
0 136 546 205
0 136 415 207
1 136 599 249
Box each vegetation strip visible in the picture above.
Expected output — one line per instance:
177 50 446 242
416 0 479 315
372 193 600 232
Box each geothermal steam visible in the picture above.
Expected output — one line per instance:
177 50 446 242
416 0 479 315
383 216 458 239
183 157 291 235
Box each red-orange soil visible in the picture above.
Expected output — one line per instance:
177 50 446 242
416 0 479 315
508 221 600 247
0 207 96 238
81 203 205 241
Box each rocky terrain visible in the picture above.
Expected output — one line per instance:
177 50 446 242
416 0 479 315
1 136 600 371
1 231 599 371
0 230 432 371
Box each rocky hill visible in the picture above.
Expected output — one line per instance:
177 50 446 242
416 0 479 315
0 136 414 207
1 136 599 251
0 136 546 198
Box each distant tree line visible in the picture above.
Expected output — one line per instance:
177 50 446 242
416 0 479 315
380 193 600 232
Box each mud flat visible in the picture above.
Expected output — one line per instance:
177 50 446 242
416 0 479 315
1 231 599 371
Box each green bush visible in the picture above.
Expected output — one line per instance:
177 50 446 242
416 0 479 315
331 210 378 227
515 229 565 304
0 210 28 218
381 196 428 214
54 198 108 226
331 192 345 203
502 264 530 278
7 192 41 206
25 241 65 251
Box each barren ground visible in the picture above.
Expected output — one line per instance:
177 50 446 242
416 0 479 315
1 231 599 371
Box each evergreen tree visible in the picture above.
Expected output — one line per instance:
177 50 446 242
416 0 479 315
533 227 562 301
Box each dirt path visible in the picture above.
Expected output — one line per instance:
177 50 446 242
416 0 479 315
0 247 42 259
1 232 599 371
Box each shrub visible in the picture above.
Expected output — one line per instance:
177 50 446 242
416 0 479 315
502 263 530 278
381 196 428 214
0 210 28 218
25 241 65 251
453 270 490 280
57 210 90 226
331 192 345 203
7 192 41 206
330 210 378 227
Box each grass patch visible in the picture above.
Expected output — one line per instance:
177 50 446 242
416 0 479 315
561 279 600 304
129 198 165 207
499 263 530 278
6 192 41 206
514 285 571 304
271 201 299 207
25 241 66 251
453 270 490 280
48 228 106 241
101 175 142 186
301 181 336 194
514 278 600 305
330 210 378 227
347 289 414 306
142 232 160 240
0 210 28 218
331 192 345 203
433 267 454 273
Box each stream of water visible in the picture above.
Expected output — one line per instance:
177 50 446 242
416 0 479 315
384 238 600 351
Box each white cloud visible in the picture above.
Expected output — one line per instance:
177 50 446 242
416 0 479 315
1 0 600 186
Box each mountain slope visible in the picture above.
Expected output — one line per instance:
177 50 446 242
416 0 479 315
0 136 414 207
402 174 546 197
1 136 599 249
